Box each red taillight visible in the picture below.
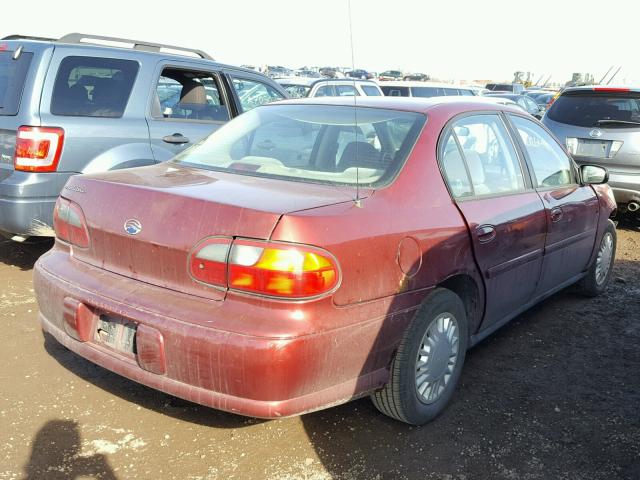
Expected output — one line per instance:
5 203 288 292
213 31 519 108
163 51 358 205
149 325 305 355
53 197 90 248
189 238 340 299
14 126 64 172
228 240 339 299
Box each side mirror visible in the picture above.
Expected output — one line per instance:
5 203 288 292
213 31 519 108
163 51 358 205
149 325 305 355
581 165 609 185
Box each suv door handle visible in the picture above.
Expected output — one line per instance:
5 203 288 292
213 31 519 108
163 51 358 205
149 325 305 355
163 133 190 144
476 224 496 243
550 207 563 222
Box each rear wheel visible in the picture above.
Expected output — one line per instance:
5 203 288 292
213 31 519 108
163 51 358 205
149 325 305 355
371 288 468 425
578 220 617 297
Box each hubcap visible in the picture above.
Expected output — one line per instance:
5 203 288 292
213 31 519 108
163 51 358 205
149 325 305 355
595 232 614 286
415 313 459 404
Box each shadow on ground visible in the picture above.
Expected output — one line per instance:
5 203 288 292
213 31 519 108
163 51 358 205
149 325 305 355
23 419 117 480
0 238 53 271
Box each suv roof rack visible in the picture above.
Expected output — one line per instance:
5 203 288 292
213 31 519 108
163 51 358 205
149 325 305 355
57 33 213 60
2 35 57 42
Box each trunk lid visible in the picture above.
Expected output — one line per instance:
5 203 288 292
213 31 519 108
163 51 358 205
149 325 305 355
61 163 358 300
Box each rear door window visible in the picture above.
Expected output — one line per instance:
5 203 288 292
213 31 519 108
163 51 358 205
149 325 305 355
153 68 230 122
231 77 284 112
336 84 359 96
441 114 526 197
51 56 139 117
361 85 381 96
412 87 444 97
0 51 34 116
509 114 575 187
547 90 640 128
381 86 409 97
315 85 335 97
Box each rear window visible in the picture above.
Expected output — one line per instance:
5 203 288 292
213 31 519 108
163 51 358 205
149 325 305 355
51 56 139 117
547 91 640 128
173 104 425 187
486 83 512 92
0 51 34 116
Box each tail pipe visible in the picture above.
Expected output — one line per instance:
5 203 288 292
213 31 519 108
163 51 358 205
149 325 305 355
628 202 640 212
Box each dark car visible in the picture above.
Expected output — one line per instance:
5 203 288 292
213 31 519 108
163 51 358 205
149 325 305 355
543 86 640 213
35 97 616 426
403 73 430 81
485 93 545 119
345 69 373 80
378 70 403 81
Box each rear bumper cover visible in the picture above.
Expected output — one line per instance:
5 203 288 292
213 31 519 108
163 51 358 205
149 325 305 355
0 170 75 236
34 249 395 418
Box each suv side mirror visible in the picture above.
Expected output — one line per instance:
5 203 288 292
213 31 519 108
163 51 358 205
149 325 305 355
581 165 609 185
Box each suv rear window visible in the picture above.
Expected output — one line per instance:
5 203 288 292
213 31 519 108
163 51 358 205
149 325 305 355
51 56 139 117
0 51 34 116
547 91 640 128
173 104 425 187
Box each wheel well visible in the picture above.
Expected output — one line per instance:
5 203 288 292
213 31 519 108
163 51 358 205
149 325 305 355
438 274 482 334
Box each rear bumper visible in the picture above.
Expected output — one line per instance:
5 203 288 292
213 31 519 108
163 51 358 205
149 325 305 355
607 171 640 204
34 248 400 418
0 170 75 236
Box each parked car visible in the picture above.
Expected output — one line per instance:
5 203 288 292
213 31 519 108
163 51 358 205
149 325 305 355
275 77 383 98
485 93 545 119
378 70 404 81
35 96 616 425
528 92 557 112
403 73 430 82
486 82 525 94
345 69 373 80
0 33 287 241
319 67 342 78
380 81 477 98
543 86 640 213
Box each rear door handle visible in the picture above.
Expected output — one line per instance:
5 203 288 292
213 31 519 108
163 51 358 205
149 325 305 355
162 133 190 144
550 207 563 223
476 224 496 243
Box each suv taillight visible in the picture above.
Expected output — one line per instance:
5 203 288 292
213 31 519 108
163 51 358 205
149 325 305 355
189 238 340 299
53 197 90 248
14 126 64 172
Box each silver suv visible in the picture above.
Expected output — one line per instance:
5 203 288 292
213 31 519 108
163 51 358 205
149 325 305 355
0 33 287 241
543 86 640 214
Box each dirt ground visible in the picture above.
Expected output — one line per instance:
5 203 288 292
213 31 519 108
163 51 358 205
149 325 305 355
0 224 639 480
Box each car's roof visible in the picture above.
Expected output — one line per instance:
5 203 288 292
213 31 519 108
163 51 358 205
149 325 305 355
485 93 523 100
561 85 640 94
2 37 257 75
276 77 378 87
270 96 522 115
379 81 475 90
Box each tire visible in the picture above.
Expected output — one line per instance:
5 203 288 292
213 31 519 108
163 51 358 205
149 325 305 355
371 288 468 425
578 219 617 297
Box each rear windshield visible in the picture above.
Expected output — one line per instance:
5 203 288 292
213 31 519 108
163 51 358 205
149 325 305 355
486 83 512 91
51 56 139 117
173 104 425 187
0 51 34 116
547 91 640 128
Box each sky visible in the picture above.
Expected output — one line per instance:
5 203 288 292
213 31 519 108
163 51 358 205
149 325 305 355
3 0 638 85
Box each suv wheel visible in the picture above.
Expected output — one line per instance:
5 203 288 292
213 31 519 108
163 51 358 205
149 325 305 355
371 288 468 425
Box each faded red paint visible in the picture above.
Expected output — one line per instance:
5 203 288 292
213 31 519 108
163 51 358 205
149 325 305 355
33 98 616 418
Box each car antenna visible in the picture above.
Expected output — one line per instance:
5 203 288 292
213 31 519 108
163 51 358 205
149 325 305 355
606 66 622 85
598 66 614 85
347 0 362 208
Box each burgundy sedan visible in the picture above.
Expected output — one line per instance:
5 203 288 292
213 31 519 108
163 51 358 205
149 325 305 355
34 97 617 425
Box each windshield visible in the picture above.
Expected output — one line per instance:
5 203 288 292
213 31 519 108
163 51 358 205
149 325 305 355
0 51 34 116
547 91 640 128
172 104 425 187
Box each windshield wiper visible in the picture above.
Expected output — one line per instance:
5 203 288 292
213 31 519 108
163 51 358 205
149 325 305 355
596 119 640 126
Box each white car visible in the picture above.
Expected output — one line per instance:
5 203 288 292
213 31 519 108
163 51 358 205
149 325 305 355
380 81 478 98
275 77 383 98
